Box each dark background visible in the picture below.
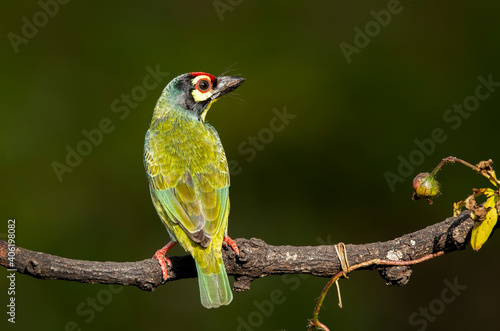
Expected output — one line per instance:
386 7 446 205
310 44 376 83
2 1 499 330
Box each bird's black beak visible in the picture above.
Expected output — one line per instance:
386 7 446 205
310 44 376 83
212 76 245 99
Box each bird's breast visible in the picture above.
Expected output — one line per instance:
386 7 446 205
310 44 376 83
148 118 221 174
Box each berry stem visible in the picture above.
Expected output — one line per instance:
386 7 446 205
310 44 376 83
430 156 499 187
430 156 480 176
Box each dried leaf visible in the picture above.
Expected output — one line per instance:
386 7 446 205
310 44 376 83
476 159 499 187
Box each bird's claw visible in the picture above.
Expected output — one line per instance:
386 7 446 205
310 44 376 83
153 251 171 281
223 236 240 256
153 241 176 281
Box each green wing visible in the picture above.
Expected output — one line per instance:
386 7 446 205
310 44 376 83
144 125 229 247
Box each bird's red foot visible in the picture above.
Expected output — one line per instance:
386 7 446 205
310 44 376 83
223 236 240 256
153 241 176 280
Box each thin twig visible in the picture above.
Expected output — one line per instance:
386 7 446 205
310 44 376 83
308 251 445 330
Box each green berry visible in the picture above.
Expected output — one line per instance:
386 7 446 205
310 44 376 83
412 173 440 203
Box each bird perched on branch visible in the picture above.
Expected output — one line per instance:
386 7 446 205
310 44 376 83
144 72 245 308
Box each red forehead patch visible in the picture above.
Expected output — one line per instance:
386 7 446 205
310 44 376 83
190 72 216 82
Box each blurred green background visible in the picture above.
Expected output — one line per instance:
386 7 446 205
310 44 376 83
1 1 500 330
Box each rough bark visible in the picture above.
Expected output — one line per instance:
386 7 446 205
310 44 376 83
0 210 476 292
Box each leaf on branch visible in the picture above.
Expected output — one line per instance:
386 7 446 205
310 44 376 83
470 190 499 251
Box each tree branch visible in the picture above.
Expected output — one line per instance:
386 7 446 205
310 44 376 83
0 210 476 292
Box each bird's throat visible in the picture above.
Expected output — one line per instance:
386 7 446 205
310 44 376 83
200 99 217 123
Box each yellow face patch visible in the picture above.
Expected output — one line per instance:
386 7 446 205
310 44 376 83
191 75 214 103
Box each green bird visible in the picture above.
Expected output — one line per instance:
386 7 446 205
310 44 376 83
144 72 245 308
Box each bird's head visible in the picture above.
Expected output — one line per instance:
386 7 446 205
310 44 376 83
158 72 245 122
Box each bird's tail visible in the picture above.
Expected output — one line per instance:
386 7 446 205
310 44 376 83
195 252 232 309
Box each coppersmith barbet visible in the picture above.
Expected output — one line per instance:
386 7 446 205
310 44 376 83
144 72 244 308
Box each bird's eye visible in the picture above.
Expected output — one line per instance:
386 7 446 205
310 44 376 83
195 79 212 93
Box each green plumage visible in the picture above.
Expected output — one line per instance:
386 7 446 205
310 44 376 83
144 72 244 308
